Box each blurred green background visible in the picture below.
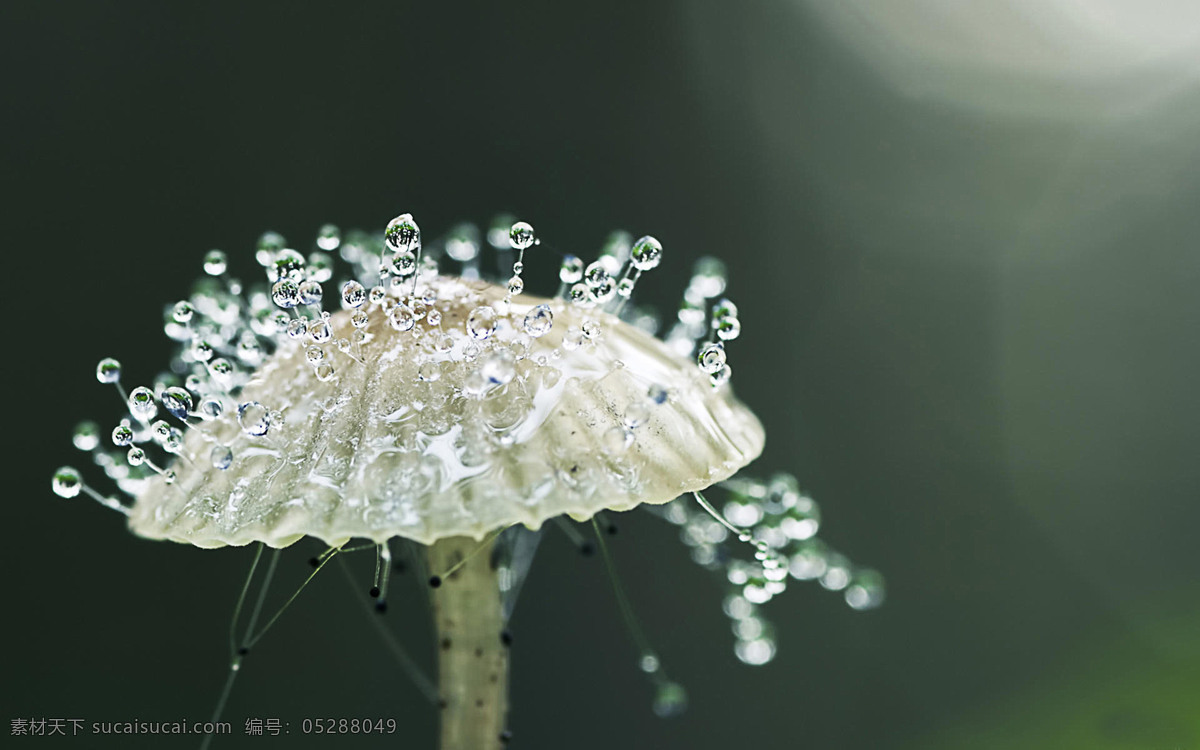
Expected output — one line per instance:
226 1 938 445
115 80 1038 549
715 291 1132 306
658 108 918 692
3 1 1198 748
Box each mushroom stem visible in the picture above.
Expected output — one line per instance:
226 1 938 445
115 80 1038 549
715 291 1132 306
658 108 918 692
427 535 508 750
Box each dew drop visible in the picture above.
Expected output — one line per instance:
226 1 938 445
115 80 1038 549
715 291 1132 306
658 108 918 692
391 250 417 277
190 339 214 362
560 255 584 284
467 306 497 341
172 301 195 324
271 280 301 309
631 235 662 271
271 248 307 282
51 466 82 498
199 397 223 420
648 384 669 405
568 283 588 304
111 424 134 447
210 444 233 470
639 653 660 674
584 261 610 289
653 682 688 718
128 387 157 421
523 304 554 337
161 387 194 420
286 318 308 339
385 213 420 253
73 421 100 451
389 304 416 332
316 363 336 382
298 280 323 306
308 318 332 343
602 425 632 454
710 364 732 387
426 309 442 326
349 310 368 329
306 345 325 364
126 447 146 466
562 326 584 351
238 401 271 437
844 569 886 610
509 221 535 250
479 348 516 387
369 286 387 305
341 280 367 309
507 275 524 295
203 250 228 276
716 316 741 341
697 342 726 374
95 358 121 384
316 223 341 251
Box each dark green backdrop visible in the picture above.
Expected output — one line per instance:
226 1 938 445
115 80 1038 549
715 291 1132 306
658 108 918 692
4 2 1198 749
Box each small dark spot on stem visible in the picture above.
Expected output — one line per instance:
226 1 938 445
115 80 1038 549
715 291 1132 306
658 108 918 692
429 575 442 588
500 729 513 744
475 699 484 708
237 646 249 656
441 638 453 651
369 586 380 598
579 541 595 557
500 630 513 647
374 601 388 615
474 647 484 658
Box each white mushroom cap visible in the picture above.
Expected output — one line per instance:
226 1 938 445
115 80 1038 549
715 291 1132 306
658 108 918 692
128 278 764 548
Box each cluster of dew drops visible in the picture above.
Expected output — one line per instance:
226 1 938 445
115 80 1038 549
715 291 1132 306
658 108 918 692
51 213 746 518
650 474 885 667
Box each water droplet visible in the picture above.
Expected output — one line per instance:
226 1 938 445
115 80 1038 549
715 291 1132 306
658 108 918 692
111 424 134 447
507 275 524 295
734 637 776 666
844 569 885 610
341 280 367 309
588 278 615 303
569 284 588 304
617 278 634 298
316 223 341 251
446 223 480 261
716 316 741 341
697 342 726 374
479 348 516 387
286 318 308 339
581 320 601 340
315 363 335 381
602 425 632 454
126 446 146 466
624 402 649 429
172 301 195 323
385 213 420 253
306 345 325 365
523 304 554 337
351 310 369 328
190 339 214 362
96 358 121 384
648 384 669 405
257 231 286 260
389 304 416 332
690 257 727 298
467 306 496 340
308 318 332 343
391 250 417 277
653 682 688 718
298 281 323 306
203 250 227 275
128 387 157 421
271 248 307 282
271 280 301 309
426 309 442 326
585 261 610 289
238 401 271 437
199 397 223 420
560 255 584 284
710 364 731 386
52 466 82 498
418 361 440 382
73 421 100 451
368 286 387 305
210 444 233 470
161 387 194 419
639 653 660 674
208 358 234 381
562 326 584 351
509 221 535 250
631 236 662 271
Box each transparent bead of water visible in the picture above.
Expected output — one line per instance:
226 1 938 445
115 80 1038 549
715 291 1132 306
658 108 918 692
735 637 777 666
560 255 584 284
697 342 726 374
639 653 660 674
385 213 420 252
716 316 741 341
271 248 307 282
316 223 341 251
190 339 214 362
713 297 738 320
631 235 663 271
272 280 301 309
648 384 669 405
257 231 286 259
298 280 323 306
844 569 886 610
208 358 234 381
581 320 601 340
389 304 416 332
73 421 100 451
52 466 82 498
617 278 634 298
588 279 615 303
172 300 195 324
710 364 732 387
523 304 554 337
479 348 516 387
238 401 271 437
111 424 134 447
341 280 367 309
126 446 146 466
467 306 496 341
210 444 233 470
96 357 121 384
568 283 588 304
435 334 454 353
691 257 727 298
306 345 325 365
308 318 332 342
426 309 442 326
602 425 632 454
199 398 223 420
351 310 369 328
128 387 157 421
507 275 524 295
585 261 610 289
315 363 335 382
418 361 440 382
203 249 228 275
161 427 184 454
509 221 535 250
624 401 649 429
286 318 307 339
653 682 688 718
391 250 417 277
161 387 193 419
446 223 480 261
368 286 387 305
